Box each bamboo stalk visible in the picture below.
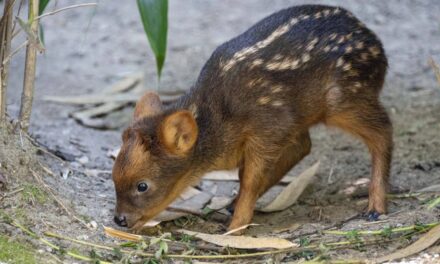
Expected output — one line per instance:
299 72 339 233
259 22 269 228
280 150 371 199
0 0 14 122
19 0 39 131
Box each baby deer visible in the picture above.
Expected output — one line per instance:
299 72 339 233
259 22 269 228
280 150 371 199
112 4 392 231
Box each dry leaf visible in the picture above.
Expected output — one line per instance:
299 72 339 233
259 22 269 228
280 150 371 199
207 196 234 210
179 229 297 249
258 161 320 212
103 226 142 241
180 187 201 200
222 224 260 235
375 224 440 263
203 169 295 183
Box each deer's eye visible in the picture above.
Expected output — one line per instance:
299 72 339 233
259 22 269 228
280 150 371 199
137 182 149 193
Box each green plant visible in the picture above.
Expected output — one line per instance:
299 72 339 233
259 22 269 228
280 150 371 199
137 0 168 79
21 184 47 204
0 235 36 264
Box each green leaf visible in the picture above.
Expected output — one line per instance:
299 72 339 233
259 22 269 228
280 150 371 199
137 0 168 78
38 23 45 47
39 0 50 15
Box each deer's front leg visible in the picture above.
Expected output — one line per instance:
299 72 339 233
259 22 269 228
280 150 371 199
229 156 267 231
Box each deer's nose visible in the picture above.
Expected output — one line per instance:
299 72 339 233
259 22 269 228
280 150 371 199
114 215 127 227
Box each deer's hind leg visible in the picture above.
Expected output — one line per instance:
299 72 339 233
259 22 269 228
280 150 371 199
326 98 393 218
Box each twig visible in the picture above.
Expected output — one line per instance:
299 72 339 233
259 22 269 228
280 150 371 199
387 192 422 199
31 170 92 230
428 58 440 85
5 187 24 197
427 196 440 209
33 3 98 21
43 229 397 261
19 0 39 131
0 0 14 121
2 40 28 66
324 222 439 236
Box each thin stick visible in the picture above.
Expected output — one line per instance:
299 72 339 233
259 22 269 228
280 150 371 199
2 40 28 66
31 170 92 230
33 3 98 21
324 222 439 236
0 0 14 121
44 229 395 260
429 58 440 85
19 0 39 131
427 196 440 209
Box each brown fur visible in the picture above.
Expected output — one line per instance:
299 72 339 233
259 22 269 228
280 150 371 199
112 5 393 231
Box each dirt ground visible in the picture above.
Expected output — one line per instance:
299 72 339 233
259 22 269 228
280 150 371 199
1 0 440 263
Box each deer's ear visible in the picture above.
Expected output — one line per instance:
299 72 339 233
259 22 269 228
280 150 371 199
134 92 163 120
159 110 198 156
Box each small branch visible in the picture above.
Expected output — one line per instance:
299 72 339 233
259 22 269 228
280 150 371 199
324 222 439 236
429 58 440 86
0 0 14 121
19 0 39 131
33 3 98 21
427 196 440 210
2 40 28 66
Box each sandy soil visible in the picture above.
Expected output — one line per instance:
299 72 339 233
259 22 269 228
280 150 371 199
1 0 440 263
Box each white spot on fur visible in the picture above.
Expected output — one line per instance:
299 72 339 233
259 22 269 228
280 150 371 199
306 37 319 51
369 46 381 57
336 57 344 67
331 46 339 52
189 104 198 119
329 33 337 41
323 9 331 17
345 46 353 53
355 41 364 49
360 53 369 61
301 53 311 63
273 54 282 60
248 78 264 87
257 96 271 105
250 59 263 69
314 12 322 19
342 62 352 71
333 8 341 15
337 36 345 44
222 17 299 72
271 85 283 93
323 45 331 52
272 101 283 107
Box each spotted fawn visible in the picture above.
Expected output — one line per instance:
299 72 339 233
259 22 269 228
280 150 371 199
112 4 392 231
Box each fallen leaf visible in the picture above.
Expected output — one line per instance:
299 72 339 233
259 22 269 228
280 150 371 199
375 224 440 263
179 229 297 249
222 224 259 235
258 161 320 212
103 226 142 241
207 196 234 210
180 187 201 200
203 169 296 183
